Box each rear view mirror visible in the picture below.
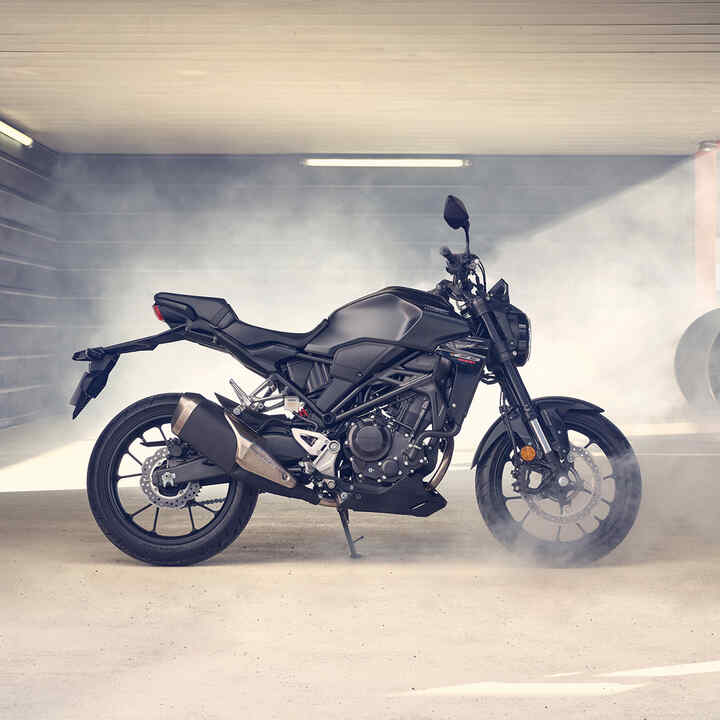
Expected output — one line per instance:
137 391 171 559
443 195 470 231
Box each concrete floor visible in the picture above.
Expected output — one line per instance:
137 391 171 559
2 455 720 719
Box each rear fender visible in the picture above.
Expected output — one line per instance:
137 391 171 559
70 352 119 418
70 328 185 418
471 396 604 469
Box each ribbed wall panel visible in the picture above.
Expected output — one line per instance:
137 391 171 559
0 151 694 433
0 354 58 389
0 143 60 426
0 221 57 264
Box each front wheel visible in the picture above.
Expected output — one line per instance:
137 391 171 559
476 411 641 566
87 393 258 566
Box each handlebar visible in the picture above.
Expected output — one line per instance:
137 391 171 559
439 245 475 279
434 245 488 305
432 278 454 300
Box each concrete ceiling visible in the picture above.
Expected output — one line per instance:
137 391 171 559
3 1 720 155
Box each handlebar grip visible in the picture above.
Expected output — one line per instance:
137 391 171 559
433 279 453 299
440 246 453 259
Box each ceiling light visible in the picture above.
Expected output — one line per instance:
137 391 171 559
0 120 33 147
301 157 468 168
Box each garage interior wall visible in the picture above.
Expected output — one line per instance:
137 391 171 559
55 152 691 321
0 150 694 463
0 138 61 429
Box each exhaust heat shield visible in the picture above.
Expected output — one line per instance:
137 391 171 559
171 393 296 489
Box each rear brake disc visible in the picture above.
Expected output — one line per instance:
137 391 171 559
140 447 200 509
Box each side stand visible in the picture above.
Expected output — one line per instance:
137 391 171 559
337 506 363 559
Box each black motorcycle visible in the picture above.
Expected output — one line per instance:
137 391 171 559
71 195 641 566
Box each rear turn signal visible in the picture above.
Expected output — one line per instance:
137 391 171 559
519 445 536 462
153 304 164 322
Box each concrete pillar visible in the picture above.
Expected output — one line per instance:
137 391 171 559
695 143 718 310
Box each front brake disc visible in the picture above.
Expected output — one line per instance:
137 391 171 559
523 445 603 525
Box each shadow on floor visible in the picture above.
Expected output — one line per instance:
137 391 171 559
3 454 720 568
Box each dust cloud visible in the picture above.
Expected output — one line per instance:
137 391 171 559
54 155 710 565
466 157 697 433
60 156 698 444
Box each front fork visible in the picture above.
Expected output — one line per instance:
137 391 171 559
498 363 568 468
473 297 567 469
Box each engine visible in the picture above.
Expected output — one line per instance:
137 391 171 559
343 392 437 486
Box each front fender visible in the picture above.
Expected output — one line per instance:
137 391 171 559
471 396 604 469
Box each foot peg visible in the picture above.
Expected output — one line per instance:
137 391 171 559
337 507 363 559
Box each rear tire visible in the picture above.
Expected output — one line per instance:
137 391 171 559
87 393 258 566
476 411 641 566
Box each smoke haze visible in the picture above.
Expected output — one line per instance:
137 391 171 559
58 155 695 442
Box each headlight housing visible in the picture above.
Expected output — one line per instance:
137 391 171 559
509 311 531 366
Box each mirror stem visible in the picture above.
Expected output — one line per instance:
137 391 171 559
463 225 470 256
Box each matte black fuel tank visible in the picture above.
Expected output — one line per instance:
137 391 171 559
305 286 470 356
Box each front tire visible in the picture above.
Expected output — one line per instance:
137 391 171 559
476 411 641 566
87 393 258 566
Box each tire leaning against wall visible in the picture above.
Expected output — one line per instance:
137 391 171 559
674 308 720 410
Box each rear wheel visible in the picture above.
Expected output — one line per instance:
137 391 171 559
87 393 258 565
476 411 641 566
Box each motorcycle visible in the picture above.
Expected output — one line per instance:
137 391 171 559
70 195 641 566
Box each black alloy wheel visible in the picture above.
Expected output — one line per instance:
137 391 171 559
476 411 641 566
87 394 258 565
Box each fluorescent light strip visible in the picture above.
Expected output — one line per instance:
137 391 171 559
302 157 467 168
0 120 33 148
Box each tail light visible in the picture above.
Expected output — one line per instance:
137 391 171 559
153 304 165 322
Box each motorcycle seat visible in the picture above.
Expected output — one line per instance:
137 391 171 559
154 292 327 349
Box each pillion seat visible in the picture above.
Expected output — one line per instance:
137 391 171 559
154 292 327 349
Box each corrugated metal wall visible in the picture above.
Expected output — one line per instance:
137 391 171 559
0 151 693 436
0 135 60 429
56 153 690 311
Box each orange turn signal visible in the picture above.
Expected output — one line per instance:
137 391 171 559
519 445 536 462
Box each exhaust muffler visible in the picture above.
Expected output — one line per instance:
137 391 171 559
171 393 296 489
